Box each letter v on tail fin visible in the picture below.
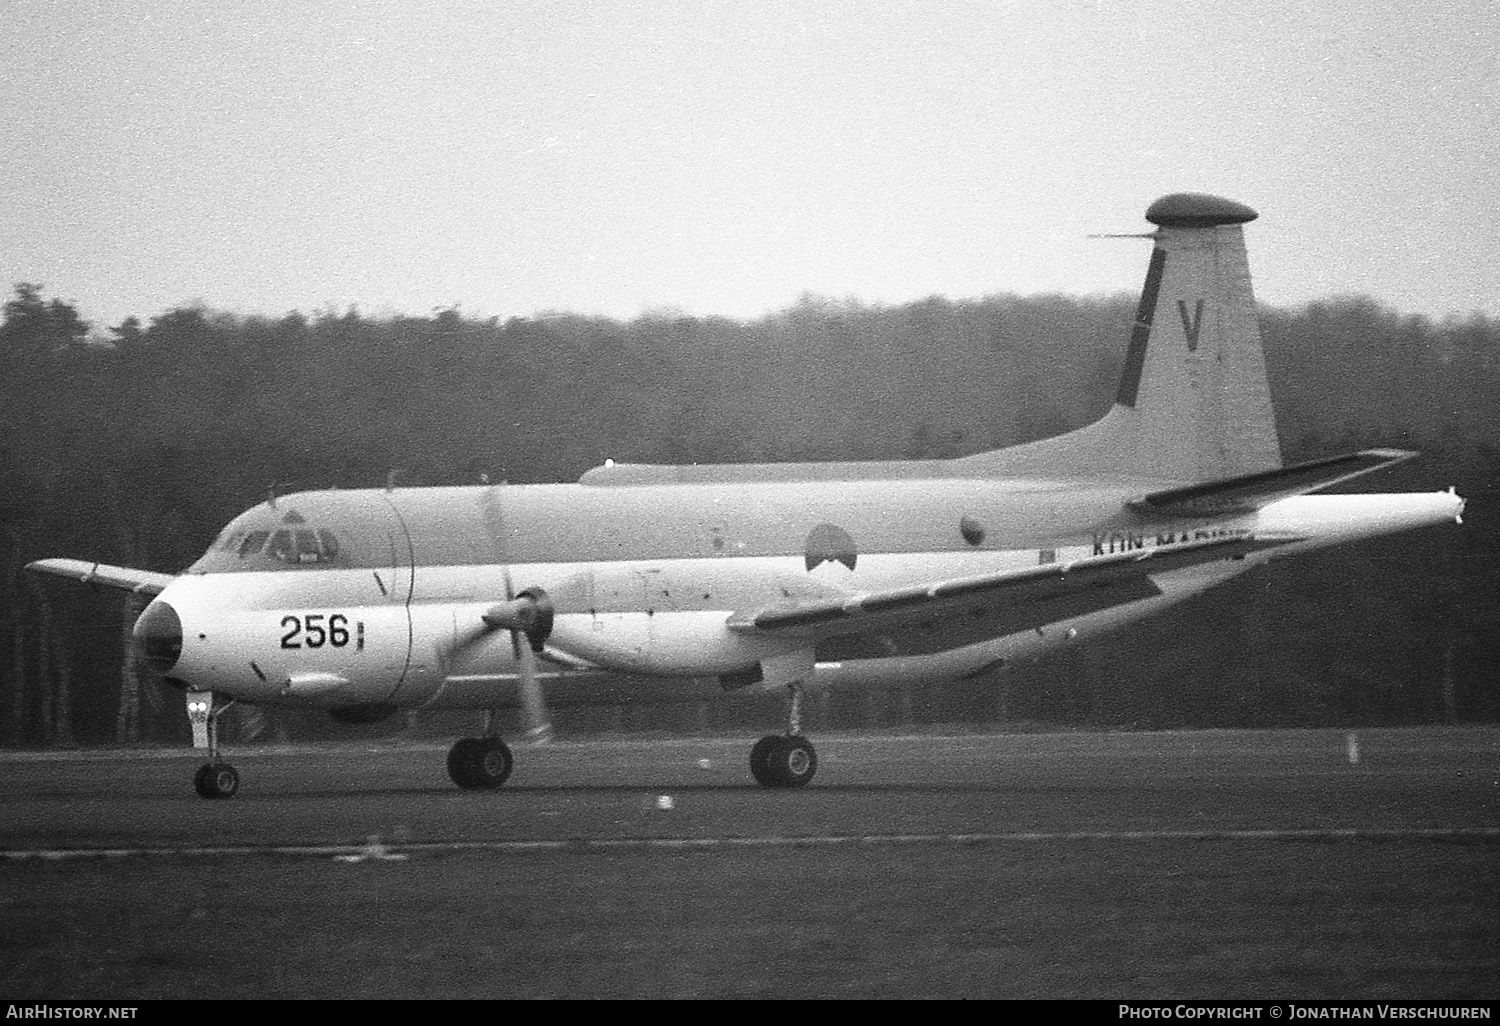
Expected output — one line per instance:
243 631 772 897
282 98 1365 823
956 192 1281 484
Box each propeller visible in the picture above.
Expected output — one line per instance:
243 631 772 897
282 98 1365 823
480 573 555 743
467 483 554 743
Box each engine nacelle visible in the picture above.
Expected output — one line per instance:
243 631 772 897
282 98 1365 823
548 610 803 676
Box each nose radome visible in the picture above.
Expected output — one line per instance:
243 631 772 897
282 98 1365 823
133 600 182 674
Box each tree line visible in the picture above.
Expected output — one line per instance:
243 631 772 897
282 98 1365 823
1 282 1496 745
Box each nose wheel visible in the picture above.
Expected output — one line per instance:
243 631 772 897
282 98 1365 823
193 761 240 799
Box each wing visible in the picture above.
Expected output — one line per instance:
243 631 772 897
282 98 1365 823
729 535 1283 641
1128 449 1414 517
25 558 175 596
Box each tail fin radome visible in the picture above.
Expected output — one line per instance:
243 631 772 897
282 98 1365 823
958 192 1282 484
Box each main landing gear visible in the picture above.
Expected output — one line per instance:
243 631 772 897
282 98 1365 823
749 683 818 788
187 691 240 800
446 736 514 789
447 711 514 790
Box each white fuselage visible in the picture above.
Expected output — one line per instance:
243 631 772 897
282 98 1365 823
142 479 1463 712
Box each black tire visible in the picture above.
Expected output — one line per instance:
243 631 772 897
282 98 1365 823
447 737 513 790
771 735 817 788
749 734 780 786
194 762 239 799
446 737 482 789
471 737 513 789
751 735 817 788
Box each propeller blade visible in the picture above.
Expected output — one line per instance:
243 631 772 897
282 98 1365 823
515 639 554 744
462 583 557 742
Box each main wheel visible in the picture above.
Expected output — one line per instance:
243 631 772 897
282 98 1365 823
770 735 817 788
750 735 818 788
471 736 513 788
193 762 240 799
447 737 513 790
749 734 780 786
447 737 480 788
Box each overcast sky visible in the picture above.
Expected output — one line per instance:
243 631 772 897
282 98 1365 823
3 0 1496 332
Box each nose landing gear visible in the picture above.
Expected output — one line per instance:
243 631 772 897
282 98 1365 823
186 691 240 799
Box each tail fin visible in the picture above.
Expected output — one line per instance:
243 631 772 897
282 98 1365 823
958 192 1282 483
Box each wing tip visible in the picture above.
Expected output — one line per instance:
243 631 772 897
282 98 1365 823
24 558 172 595
1359 447 1418 463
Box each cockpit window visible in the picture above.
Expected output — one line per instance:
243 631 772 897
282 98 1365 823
317 529 341 561
267 530 294 562
264 526 340 565
192 507 352 575
295 529 323 563
238 531 270 558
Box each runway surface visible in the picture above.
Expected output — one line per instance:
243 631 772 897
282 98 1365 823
3 727 1497 852
2 727 1498 998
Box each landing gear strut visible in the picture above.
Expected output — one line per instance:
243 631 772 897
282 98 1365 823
749 683 818 788
447 711 514 790
187 691 240 800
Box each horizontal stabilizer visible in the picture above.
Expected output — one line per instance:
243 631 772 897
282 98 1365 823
731 534 1283 641
25 558 175 596
1128 449 1416 517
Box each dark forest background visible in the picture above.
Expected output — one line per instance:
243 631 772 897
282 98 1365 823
2 282 1497 747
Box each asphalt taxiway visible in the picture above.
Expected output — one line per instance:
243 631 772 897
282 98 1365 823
2 728 1497 999
1 727 1497 854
